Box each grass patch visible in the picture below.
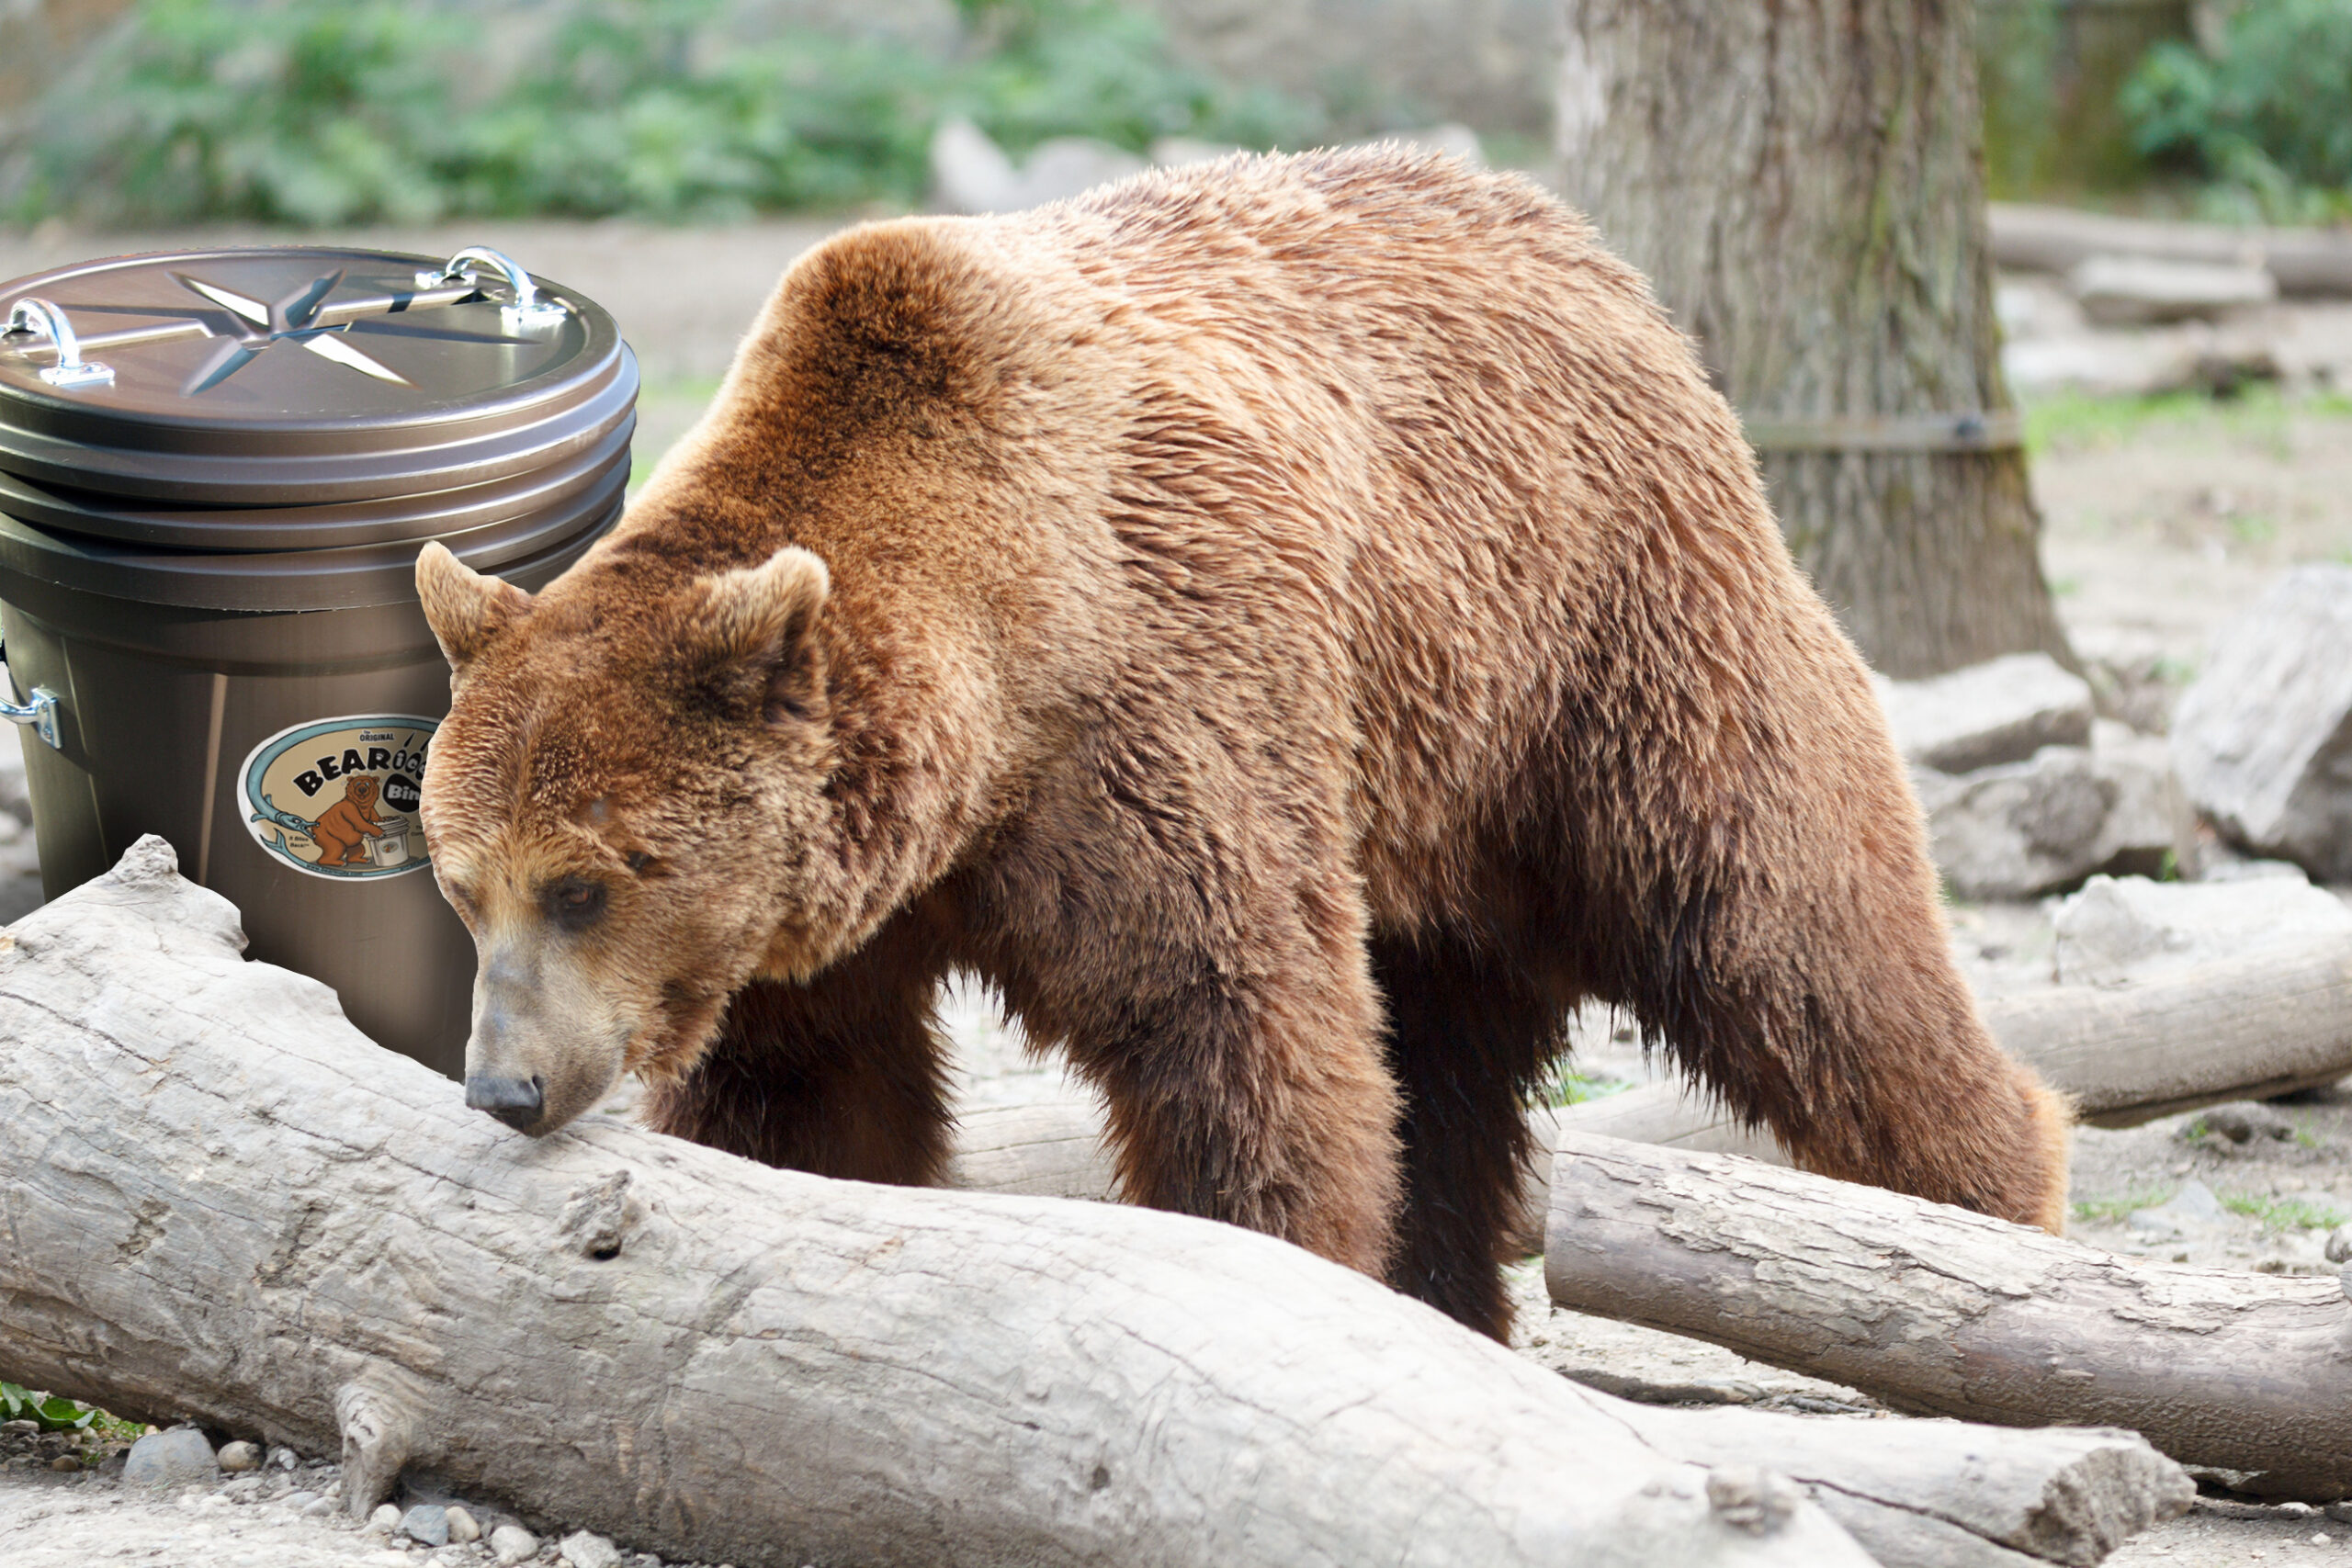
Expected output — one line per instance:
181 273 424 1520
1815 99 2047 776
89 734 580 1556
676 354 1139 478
1525 1066 1635 1111
2019 384 2352 460
2220 1192 2346 1233
2070 1185 2174 1226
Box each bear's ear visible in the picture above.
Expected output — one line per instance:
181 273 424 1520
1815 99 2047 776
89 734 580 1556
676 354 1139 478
679 546 831 724
417 542 533 672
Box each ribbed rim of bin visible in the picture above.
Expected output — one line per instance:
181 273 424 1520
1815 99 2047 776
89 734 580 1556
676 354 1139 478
0 478 624 612
0 249 636 504
0 415 632 552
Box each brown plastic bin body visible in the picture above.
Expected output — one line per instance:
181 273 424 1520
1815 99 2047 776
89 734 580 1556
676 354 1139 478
0 246 636 1076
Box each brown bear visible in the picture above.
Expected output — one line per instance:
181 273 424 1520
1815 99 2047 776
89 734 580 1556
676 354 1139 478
311 774 385 868
416 146 2069 1340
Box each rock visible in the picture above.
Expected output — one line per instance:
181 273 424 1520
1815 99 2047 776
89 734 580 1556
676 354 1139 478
1917 731 2181 899
491 1525 540 1566
402 1503 451 1546
2129 1178 2227 1240
929 118 1146 215
1875 652 2093 773
2199 853 2310 883
300 1495 336 1517
2324 1225 2352 1264
121 1427 219 1489
2196 1103 2294 1145
2052 872 2352 987
560 1530 623 1568
2003 331 2282 400
369 1501 402 1533
2331 1498 2352 1525
2173 565 2352 882
48 1453 77 1471
216 1439 260 1472
1149 135 1244 169
267 1444 299 1471
2069 254 2277 326
2086 722 2183 878
932 119 1484 216
447 1506 482 1544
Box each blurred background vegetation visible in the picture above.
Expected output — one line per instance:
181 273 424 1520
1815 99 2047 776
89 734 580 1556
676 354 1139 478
1984 0 2352 221
0 0 2347 228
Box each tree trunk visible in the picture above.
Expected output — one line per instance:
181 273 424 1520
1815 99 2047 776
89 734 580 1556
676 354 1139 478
1546 1133 2352 1501
0 838 1901 1568
1554 0 2075 679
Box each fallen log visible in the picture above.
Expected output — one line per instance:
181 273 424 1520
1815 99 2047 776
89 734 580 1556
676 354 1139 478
957 935 2352 1252
0 838 1894 1568
1989 202 2352 298
1545 1133 2352 1502
1 842 2197 1567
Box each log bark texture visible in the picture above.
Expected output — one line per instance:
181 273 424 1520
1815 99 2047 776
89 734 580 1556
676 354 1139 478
1988 202 2352 297
1554 0 2073 679
957 939 2352 1249
0 841 2196 1567
0 839 1902 1568
1545 1133 2352 1501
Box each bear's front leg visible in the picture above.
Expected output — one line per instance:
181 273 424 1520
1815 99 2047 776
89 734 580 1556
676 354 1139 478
640 917 954 1186
982 793 1405 1280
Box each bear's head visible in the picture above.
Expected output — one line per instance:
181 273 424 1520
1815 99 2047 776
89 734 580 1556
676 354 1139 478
416 538 839 1136
345 775 379 807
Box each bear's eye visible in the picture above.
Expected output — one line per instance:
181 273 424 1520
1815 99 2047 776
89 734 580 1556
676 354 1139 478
542 875 608 932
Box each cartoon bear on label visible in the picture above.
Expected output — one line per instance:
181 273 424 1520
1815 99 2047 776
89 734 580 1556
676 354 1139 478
414 147 2071 1340
310 775 385 869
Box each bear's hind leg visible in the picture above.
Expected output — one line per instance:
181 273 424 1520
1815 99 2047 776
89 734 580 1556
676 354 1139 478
641 919 953 1185
1369 932 1557 1340
1602 789 2072 1235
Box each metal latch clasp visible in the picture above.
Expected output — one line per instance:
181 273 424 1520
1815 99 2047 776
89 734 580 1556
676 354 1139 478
414 246 570 334
0 640 61 750
0 682 59 750
5 298 115 390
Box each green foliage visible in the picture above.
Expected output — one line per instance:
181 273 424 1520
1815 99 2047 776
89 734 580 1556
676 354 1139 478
2122 0 2352 221
1524 1066 1634 1111
2069 1185 2174 1226
2020 383 2352 459
5 0 1329 226
2219 1191 2346 1233
0 1381 97 1432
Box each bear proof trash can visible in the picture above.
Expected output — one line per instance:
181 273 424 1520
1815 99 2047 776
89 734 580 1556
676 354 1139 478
0 246 638 1077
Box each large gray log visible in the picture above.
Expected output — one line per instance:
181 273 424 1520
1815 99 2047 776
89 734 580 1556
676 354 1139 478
953 926 2352 1253
1610 1403 2189 1568
0 838 1887 1568
1546 1133 2352 1503
1988 203 2352 297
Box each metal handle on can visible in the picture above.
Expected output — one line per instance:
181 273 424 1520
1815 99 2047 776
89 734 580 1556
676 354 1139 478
5 298 115 390
413 247 569 334
0 644 60 750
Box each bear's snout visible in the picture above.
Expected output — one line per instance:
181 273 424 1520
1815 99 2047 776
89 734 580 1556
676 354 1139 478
465 1073 546 1133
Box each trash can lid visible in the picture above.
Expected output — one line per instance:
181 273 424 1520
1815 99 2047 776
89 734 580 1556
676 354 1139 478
0 246 636 506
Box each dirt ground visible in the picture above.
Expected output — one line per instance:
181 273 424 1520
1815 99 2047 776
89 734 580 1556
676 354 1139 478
3 216 2351 1564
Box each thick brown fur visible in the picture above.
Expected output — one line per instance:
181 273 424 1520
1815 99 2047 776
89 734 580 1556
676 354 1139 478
419 148 2070 1340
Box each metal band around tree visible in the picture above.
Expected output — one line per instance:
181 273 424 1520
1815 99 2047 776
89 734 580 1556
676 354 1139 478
1741 410 2025 455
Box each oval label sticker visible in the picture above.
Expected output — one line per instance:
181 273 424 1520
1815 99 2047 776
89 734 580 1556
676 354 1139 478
241 715 436 881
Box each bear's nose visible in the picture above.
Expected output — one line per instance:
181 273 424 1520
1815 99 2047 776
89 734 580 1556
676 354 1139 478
465 1074 545 1131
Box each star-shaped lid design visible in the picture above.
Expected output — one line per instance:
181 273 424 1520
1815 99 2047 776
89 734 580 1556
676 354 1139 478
0 247 632 504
